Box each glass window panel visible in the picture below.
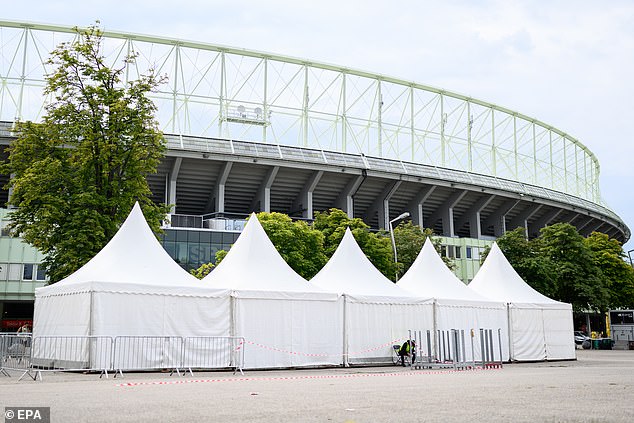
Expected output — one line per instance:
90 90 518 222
199 231 211 243
23 264 34 281
164 229 177 241
36 265 47 281
188 231 200 243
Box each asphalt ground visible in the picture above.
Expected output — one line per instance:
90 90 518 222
1 349 633 422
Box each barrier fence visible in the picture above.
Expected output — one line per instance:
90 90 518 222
0 334 245 380
2 329 501 380
403 327 503 371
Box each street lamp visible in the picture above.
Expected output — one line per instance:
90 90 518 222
389 211 410 282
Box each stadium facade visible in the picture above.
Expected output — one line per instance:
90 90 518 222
0 21 629 329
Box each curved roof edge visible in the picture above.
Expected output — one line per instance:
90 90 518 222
0 19 600 171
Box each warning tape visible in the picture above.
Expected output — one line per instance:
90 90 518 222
116 366 501 388
242 338 406 358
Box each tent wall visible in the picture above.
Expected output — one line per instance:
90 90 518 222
509 304 575 361
92 292 231 337
543 308 575 360
233 296 344 369
33 292 92 337
344 298 434 365
509 306 547 361
435 301 510 362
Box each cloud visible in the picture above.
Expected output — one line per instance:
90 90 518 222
3 0 634 245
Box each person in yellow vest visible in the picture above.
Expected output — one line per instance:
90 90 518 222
398 340 416 366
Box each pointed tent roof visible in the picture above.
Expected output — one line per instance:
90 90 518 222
37 202 217 296
469 242 564 305
202 213 333 298
397 238 490 302
310 228 417 300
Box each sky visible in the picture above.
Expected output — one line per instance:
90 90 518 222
3 0 634 252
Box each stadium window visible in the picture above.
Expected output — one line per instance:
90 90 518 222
455 246 462 259
36 265 47 281
22 263 34 281
466 247 472 259
441 246 447 257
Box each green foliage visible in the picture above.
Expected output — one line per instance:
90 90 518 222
1 24 168 282
313 208 397 280
483 224 634 312
538 223 609 312
393 221 452 277
585 232 634 309
190 262 215 279
257 212 327 279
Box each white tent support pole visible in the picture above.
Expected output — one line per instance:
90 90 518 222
507 303 513 361
541 308 547 360
342 294 348 367
89 291 94 337
432 299 438 359
230 293 236 338
230 292 237 369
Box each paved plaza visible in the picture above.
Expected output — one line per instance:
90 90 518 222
1 349 633 422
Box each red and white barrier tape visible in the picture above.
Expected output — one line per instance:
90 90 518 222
116 366 501 388
241 338 406 358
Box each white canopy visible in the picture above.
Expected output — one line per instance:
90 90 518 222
310 228 433 365
203 213 334 299
469 243 564 305
202 214 342 369
398 238 510 361
398 238 491 302
469 242 574 361
311 228 419 301
37 202 217 296
34 203 230 338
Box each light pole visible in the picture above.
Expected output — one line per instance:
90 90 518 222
389 212 410 282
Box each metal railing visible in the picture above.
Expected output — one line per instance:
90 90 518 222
1 334 244 381
404 328 503 371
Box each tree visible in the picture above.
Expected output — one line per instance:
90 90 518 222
2 24 168 282
538 223 609 312
313 208 397 280
256 212 327 279
392 221 452 277
190 262 215 279
585 232 634 309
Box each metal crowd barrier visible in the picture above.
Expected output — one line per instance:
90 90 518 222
405 328 503 371
477 328 504 369
29 336 114 380
0 334 245 381
182 336 244 376
0 333 32 377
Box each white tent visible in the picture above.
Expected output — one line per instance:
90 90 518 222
202 214 343 369
469 242 575 361
397 238 510 361
33 203 231 369
310 228 433 365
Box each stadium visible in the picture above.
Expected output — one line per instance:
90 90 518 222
0 21 629 328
